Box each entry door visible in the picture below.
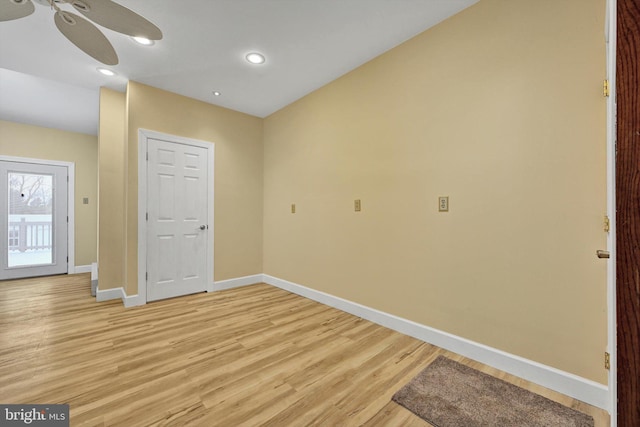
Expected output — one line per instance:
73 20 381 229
146 138 209 301
0 161 68 280
616 0 640 424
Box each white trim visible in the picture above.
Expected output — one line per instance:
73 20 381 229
67 163 76 274
212 274 263 291
137 131 146 304
263 274 609 410
91 262 98 280
97 271 610 409
95 285 145 308
90 262 98 296
138 129 215 305
96 286 124 302
0 155 75 275
74 265 92 274
103 274 262 308
605 0 617 423
123 293 145 308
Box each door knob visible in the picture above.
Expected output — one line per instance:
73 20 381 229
199 225 206 230
596 250 610 259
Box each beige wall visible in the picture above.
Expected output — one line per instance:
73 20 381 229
0 120 98 267
89 0 607 384
263 0 607 383
98 88 126 290
124 81 264 295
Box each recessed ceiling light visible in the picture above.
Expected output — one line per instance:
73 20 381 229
213 91 221 96
132 36 154 46
245 52 266 64
97 67 116 76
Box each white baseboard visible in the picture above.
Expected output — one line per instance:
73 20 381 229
123 273 263 306
96 286 124 302
95 271 608 410
121 274 264 306
211 274 264 291
262 274 609 411
74 265 92 274
101 274 263 307
95 286 144 308
123 293 145 308
91 263 98 280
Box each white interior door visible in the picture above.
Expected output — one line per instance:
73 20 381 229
146 138 209 301
0 160 68 280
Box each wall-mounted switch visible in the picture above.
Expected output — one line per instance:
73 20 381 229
354 199 361 212
291 203 296 214
83 197 89 205
438 196 449 212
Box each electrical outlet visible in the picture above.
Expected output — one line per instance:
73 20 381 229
438 196 449 212
354 199 361 212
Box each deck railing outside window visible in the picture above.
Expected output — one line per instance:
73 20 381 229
8 217 52 252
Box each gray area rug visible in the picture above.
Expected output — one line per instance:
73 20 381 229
392 356 594 427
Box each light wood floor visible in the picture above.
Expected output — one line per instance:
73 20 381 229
0 274 609 426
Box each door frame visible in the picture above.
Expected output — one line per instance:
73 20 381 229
137 129 215 305
0 155 76 275
605 0 617 423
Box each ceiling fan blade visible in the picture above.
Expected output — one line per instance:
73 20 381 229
54 11 118 65
0 0 35 22
70 0 162 40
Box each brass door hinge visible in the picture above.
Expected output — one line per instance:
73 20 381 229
603 80 610 97
604 215 610 233
604 352 610 370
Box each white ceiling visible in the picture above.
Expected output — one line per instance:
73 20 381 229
0 0 478 136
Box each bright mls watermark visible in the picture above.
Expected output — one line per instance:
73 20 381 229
0 405 69 426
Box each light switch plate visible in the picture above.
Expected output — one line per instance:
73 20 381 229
438 196 449 212
354 199 361 212
291 203 296 214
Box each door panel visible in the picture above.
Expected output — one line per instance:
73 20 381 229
616 0 640 425
147 138 209 301
0 161 68 279
8 171 54 267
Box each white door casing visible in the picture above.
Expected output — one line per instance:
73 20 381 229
604 0 617 422
138 130 214 304
0 158 71 279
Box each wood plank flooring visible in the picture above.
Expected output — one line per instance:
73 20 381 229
0 274 609 426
